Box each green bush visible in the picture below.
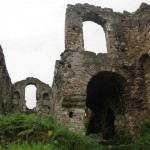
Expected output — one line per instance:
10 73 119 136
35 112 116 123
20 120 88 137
0 113 57 143
131 133 150 150
50 127 103 150
140 119 150 135
0 113 103 150
130 120 150 150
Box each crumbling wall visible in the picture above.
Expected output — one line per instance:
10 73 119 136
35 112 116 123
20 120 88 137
52 3 150 136
0 46 12 114
0 2 149 138
12 77 52 115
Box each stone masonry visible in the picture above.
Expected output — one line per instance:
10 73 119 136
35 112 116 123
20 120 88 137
0 46 12 114
51 3 150 137
0 3 149 138
12 77 52 115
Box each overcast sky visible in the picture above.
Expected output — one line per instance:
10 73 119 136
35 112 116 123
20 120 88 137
0 0 149 108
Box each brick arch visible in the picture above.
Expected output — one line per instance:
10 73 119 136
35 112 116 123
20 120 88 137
82 11 106 25
12 77 52 114
86 71 126 111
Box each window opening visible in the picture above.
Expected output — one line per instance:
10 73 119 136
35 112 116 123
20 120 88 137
25 85 36 109
69 112 73 118
43 93 49 100
83 21 107 54
13 91 20 99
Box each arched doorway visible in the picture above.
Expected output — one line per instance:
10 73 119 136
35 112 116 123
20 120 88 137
25 85 36 109
83 21 107 53
86 71 125 139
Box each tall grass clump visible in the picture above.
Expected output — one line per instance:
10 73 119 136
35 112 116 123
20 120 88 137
0 113 56 143
0 112 103 150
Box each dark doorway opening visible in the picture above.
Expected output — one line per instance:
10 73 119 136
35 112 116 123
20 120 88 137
102 108 115 139
86 71 125 139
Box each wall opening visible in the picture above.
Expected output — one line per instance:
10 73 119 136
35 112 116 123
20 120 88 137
103 108 115 139
25 85 36 109
13 91 20 105
69 112 73 118
43 93 49 100
86 71 125 139
83 21 107 54
13 91 20 99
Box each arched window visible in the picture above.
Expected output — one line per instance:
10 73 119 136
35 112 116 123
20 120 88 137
13 91 20 105
25 85 36 109
43 93 49 100
83 21 107 54
13 91 20 99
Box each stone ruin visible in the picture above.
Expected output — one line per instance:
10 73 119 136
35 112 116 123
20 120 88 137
12 77 51 115
0 3 150 139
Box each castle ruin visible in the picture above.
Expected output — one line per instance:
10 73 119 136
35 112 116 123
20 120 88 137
0 3 150 138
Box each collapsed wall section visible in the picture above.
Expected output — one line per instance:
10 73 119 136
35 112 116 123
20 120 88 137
0 46 12 114
12 77 52 115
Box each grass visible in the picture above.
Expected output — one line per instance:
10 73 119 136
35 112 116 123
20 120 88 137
0 142 51 150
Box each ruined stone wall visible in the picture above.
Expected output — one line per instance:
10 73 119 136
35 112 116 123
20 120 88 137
0 46 12 114
12 77 52 115
0 2 149 138
0 48 52 116
52 3 150 136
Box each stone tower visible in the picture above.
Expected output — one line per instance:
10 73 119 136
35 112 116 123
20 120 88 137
52 3 150 138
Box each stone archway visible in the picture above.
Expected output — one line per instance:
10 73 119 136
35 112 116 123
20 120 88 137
86 71 125 139
12 77 52 114
82 11 109 53
65 4 116 53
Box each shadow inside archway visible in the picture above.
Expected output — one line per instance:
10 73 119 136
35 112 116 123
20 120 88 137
86 71 125 139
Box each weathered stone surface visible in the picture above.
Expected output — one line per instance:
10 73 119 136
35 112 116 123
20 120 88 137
0 2 150 139
0 46 12 114
52 3 150 138
12 77 52 115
